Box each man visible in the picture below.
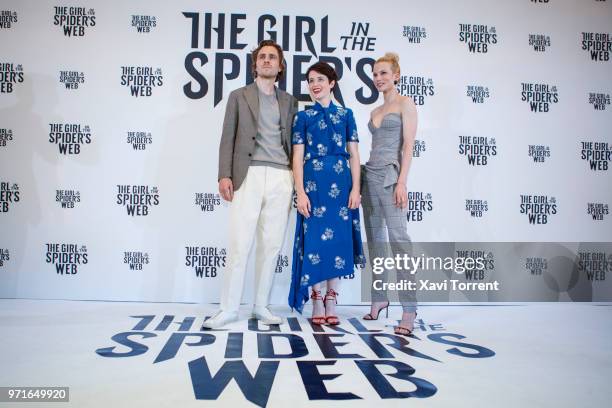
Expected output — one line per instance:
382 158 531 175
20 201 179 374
202 40 298 328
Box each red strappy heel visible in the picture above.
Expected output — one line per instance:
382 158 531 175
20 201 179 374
324 289 340 325
310 289 326 325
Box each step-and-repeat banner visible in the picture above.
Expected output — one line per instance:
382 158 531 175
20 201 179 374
1 0 611 303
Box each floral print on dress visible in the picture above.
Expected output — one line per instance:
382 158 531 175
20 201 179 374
308 253 321 265
332 133 343 147
313 206 327 217
293 131 304 144
321 228 334 241
329 112 342 125
334 256 346 269
328 183 340 198
339 206 349 221
305 180 317 193
317 143 328 156
333 159 344 174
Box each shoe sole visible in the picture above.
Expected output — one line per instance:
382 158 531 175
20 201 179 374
201 316 238 329
251 314 282 325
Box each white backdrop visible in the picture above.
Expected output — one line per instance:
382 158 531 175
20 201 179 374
1 0 611 304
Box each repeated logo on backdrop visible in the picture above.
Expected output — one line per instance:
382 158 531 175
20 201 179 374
520 195 557 225
581 142 611 171
275 254 289 274
0 182 20 213
403 25 426 44
131 15 157 33
56 190 80 209
0 128 13 148
124 251 149 270
127 131 153 151
407 192 433 222
465 199 488 218
0 63 24 93
59 71 85 90
185 246 226 278
116 185 160 216
521 83 559 113
0 248 9 268
120 67 164 97
581 32 611 62
578 251 610 281
53 6 96 37
398 75 435 106
587 203 609 221
459 24 497 53
195 193 221 212
528 145 551 163
49 123 92 155
589 93 610 110
466 86 490 103
0 10 17 29
525 257 547 275
455 249 495 279
413 139 426 158
458 136 497 166
529 34 550 52
46 243 88 275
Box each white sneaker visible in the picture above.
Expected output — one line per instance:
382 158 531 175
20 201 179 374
201 310 239 329
252 306 282 325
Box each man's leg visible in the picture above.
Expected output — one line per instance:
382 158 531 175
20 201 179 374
252 167 293 322
204 167 265 328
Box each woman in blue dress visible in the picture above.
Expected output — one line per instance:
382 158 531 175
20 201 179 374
288 62 365 324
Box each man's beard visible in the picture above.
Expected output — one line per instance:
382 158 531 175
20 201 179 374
257 69 278 80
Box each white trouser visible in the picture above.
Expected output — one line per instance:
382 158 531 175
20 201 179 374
220 166 293 312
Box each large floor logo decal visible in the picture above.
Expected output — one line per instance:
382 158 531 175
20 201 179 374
96 315 495 406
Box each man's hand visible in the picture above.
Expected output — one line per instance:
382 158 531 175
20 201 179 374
219 178 234 201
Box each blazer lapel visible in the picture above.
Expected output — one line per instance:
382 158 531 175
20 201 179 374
278 90 289 132
277 90 291 154
244 82 259 122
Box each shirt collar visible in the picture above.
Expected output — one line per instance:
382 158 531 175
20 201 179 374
313 100 336 113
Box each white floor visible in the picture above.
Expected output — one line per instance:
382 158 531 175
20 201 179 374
1 299 610 407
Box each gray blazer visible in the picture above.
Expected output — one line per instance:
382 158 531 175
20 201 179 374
218 82 298 191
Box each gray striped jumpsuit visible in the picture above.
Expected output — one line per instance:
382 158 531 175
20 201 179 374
362 113 417 312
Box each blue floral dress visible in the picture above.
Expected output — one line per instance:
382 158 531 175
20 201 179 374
288 101 366 313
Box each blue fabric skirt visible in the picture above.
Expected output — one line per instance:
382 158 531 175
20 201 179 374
288 155 366 313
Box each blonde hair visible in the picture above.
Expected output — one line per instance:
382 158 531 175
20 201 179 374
375 52 401 76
